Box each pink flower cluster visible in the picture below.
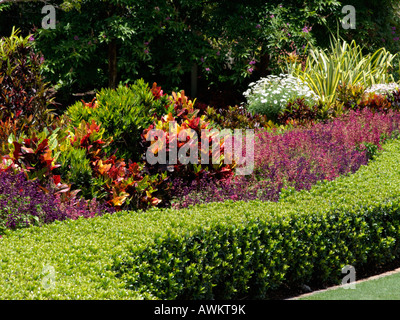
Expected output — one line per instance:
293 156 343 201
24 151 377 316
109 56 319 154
171 108 400 208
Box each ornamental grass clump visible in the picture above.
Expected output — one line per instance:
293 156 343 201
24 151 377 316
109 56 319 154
171 108 400 209
289 36 396 106
243 73 319 122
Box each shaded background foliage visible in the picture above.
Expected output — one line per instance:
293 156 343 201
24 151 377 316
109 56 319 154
0 0 399 109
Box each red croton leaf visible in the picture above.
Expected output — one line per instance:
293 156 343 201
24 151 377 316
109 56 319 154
53 175 61 185
187 117 200 129
82 97 97 109
36 138 49 154
128 161 140 175
89 119 100 133
151 82 164 100
80 134 90 147
12 141 22 160
93 139 105 145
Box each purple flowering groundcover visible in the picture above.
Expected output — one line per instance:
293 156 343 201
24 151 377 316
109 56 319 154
171 108 400 208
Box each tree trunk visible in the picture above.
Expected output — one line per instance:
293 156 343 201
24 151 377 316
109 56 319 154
107 3 117 89
257 52 270 77
191 63 198 98
108 39 117 89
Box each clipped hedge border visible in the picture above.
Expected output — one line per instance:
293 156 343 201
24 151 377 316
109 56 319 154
1 139 400 299
113 138 400 299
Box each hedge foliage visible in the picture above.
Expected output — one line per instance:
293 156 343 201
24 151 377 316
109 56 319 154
1 139 400 299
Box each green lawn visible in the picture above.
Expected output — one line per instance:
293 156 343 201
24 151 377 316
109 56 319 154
297 271 400 300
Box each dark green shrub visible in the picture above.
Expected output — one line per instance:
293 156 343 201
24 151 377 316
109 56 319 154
0 28 61 159
277 98 320 126
0 27 56 129
30 0 338 100
57 147 92 198
204 105 275 130
65 79 171 161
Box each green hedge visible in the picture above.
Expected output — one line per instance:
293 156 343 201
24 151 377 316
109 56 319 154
1 139 400 299
112 139 400 299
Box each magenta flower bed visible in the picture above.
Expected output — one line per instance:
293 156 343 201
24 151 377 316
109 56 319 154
171 108 400 208
0 170 115 234
0 171 66 232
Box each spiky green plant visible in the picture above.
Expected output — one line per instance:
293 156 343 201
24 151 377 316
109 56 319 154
287 35 397 106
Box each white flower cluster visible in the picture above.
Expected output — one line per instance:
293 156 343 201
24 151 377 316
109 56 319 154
243 74 319 118
364 83 400 96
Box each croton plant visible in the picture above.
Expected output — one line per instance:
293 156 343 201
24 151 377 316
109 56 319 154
61 118 167 210
142 89 235 184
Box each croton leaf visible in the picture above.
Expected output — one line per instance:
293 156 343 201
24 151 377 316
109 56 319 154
36 138 49 154
110 192 129 207
12 141 22 159
150 197 162 206
97 159 112 175
53 174 61 185
21 146 35 154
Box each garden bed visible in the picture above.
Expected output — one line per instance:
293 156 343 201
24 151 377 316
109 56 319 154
2 18 400 301
1 138 400 299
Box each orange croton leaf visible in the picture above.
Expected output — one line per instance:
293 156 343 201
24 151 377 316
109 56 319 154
38 184 50 194
111 191 129 207
97 160 112 175
164 112 175 123
41 148 53 161
89 119 100 133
